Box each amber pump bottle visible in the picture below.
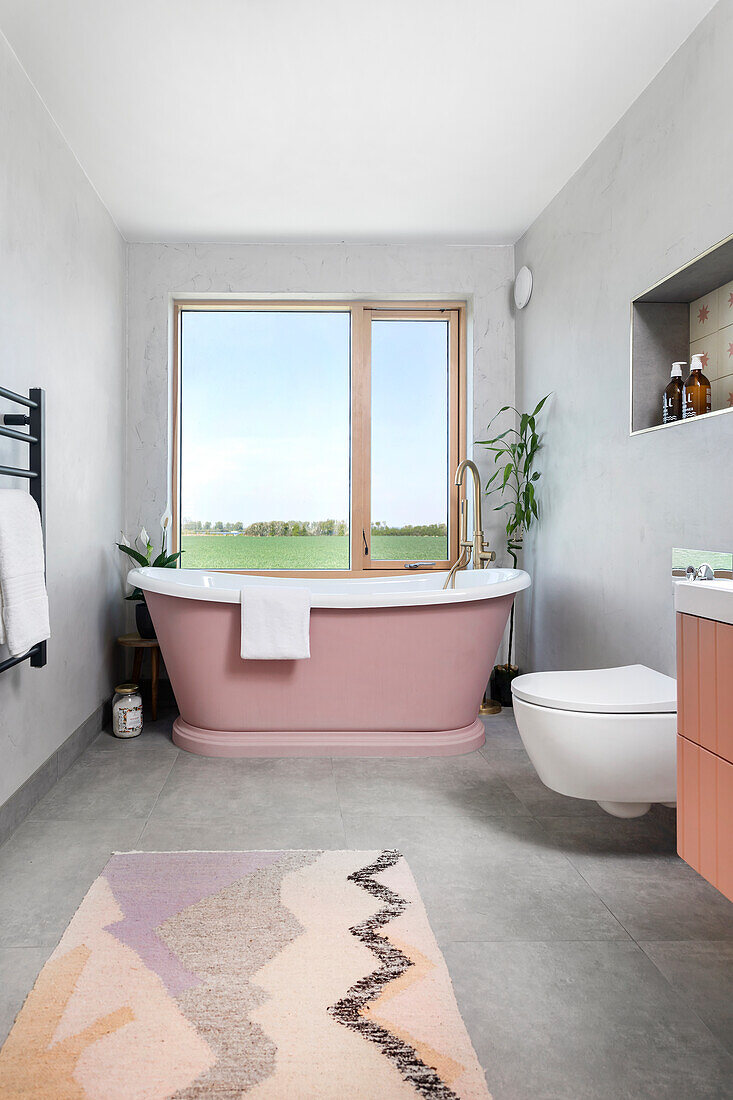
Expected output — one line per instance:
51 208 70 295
683 353 712 418
662 362 685 423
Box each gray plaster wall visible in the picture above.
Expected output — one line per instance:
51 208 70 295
514 0 733 677
0 33 126 805
125 243 515 552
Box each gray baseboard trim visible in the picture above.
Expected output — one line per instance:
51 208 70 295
0 701 109 848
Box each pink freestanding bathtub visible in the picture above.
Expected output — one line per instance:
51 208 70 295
128 567 530 757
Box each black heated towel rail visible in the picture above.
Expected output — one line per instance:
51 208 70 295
0 385 47 672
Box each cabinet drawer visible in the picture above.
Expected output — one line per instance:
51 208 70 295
677 613 733 762
677 735 733 902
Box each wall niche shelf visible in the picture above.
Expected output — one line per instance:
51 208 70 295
631 232 733 435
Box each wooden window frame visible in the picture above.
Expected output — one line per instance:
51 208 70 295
172 299 466 577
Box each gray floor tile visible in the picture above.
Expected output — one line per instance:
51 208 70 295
537 810 678 856
640 941 733 1055
443 940 733 1100
333 751 528 818
559 848 733 941
91 708 179 756
342 801 551 858
0 817 143 948
479 712 529 759
138 812 347 852
494 757 609 818
149 754 339 823
343 810 628 944
481 712 612 816
28 751 176 822
0 947 46 1043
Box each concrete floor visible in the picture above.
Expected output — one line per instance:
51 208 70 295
1 707 732 1099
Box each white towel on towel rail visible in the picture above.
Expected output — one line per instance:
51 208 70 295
240 585 311 660
0 490 50 657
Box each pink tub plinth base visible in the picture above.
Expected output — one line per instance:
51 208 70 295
172 715 486 758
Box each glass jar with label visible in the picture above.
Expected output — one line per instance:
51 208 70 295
112 683 143 738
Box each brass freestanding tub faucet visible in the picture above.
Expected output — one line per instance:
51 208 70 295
443 459 495 590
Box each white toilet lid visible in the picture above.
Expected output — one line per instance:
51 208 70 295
511 664 677 714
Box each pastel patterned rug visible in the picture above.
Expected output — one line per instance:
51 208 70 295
0 850 490 1099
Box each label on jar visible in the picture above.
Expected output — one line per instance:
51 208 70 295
120 703 143 733
114 698 143 736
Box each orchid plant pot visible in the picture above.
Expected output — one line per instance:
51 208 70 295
135 600 156 640
118 520 182 642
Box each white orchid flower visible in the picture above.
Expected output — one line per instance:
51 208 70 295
139 526 150 549
159 508 172 553
120 532 130 547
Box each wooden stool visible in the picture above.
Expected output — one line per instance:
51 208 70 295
117 634 161 720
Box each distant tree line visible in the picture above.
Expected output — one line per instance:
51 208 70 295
181 519 447 537
370 521 447 536
182 519 347 536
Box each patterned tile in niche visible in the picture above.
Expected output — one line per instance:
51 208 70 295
711 375 733 412
717 280 733 330
717 324 733 380
689 334 718 380
690 291 719 341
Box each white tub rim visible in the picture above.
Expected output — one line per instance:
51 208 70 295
128 566 530 610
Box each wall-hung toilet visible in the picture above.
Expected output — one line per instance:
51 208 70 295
510 665 677 818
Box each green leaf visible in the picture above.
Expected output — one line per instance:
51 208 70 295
532 394 550 417
479 427 517 447
117 543 149 567
484 405 520 432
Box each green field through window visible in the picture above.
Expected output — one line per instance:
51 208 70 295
181 534 447 570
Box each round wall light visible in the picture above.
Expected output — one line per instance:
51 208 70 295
513 265 533 310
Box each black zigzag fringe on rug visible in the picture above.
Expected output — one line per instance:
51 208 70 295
329 849 460 1099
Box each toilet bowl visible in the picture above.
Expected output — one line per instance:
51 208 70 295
510 665 677 818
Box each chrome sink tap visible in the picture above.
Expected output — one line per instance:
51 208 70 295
443 459 495 589
686 563 715 581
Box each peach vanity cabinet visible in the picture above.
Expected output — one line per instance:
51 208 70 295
675 580 733 903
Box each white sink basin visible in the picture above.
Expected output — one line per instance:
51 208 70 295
674 578 733 625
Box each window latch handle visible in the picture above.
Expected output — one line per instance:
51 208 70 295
405 561 436 569
362 529 369 556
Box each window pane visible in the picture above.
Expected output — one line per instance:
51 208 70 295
180 311 350 569
370 319 449 561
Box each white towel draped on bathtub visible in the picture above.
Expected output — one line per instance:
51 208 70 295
0 489 50 657
240 585 311 659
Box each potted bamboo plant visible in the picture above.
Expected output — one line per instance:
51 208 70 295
479 394 549 706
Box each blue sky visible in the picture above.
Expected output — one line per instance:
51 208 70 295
181 311 448 526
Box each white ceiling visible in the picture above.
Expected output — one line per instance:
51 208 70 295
0 0 717 244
